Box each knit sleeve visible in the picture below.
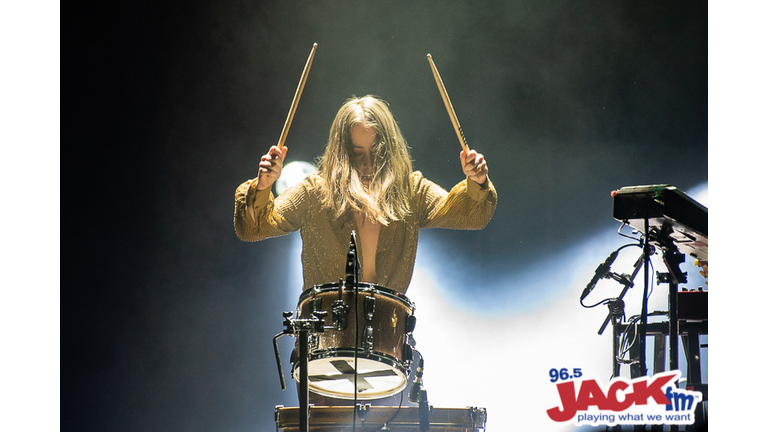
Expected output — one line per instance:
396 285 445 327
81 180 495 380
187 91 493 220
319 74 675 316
413 171 498 230
233 176 312 241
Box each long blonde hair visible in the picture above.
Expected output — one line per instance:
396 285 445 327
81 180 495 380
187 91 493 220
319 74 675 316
317 95 413 225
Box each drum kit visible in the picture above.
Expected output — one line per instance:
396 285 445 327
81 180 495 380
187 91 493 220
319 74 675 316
271 233 486 431
267 44 487 431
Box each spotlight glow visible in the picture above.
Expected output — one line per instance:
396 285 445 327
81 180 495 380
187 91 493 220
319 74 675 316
276 161 317 195
405 183 708 430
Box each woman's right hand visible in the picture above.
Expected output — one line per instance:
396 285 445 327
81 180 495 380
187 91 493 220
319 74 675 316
256 145 288 190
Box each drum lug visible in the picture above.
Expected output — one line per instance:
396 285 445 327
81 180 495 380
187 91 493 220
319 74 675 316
402 343 413 364
405 315 417 334
364 325 374 352
364 295 376 321
309 297 323 315
332 299 349 330
356 403 371 422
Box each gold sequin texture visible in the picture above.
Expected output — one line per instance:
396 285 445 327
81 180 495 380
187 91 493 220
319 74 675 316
234 171 497 294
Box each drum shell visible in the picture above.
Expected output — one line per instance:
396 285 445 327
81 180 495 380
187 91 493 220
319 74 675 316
297 283 415 363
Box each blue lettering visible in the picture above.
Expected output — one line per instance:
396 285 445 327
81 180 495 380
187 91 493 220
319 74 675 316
665 387 674 411
665 413 693 422
665 387 699 412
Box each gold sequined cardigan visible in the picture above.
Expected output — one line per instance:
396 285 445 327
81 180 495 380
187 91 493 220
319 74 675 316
234 171 497 293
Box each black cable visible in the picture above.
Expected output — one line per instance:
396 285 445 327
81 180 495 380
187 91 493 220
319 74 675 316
352 230 364 432
647 258 656 299
580 242 643 308
617 315 641 364
580 297 612 309
381 347 419 428
352 258 359 432
380 389 405 430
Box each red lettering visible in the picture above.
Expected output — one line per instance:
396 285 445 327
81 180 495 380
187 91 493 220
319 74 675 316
546 381 577 422
605 380 632 411
630 372 675 406
575 379 607 411
546 371 680 422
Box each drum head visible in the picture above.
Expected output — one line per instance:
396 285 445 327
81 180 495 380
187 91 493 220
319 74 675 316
294 355 408 400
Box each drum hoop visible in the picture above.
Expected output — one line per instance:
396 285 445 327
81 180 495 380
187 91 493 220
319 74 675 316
291 348 408 375
298 282 414 309
291 349 409 401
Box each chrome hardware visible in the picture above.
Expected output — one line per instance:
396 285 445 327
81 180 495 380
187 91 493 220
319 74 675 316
364 326 374 351
365 295 376 321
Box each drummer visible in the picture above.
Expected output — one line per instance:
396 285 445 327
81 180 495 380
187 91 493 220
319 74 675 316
234 95 496 293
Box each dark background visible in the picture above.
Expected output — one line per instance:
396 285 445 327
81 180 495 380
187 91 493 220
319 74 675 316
61 1 706 430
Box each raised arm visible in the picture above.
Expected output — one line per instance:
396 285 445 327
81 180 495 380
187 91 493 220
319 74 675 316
233 145 307 241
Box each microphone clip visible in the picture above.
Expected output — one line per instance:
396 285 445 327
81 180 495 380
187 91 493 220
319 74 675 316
408 358 424 404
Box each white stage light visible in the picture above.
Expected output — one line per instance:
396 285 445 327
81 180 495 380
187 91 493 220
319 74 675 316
276 161 317 195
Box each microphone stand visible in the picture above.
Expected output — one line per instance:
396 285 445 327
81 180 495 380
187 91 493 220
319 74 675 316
597 249 646 378
347 231 362 432
637 218 651 379
406 355 430 431
418 388 430 431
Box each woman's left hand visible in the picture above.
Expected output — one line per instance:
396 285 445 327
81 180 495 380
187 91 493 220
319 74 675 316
460 149 489 185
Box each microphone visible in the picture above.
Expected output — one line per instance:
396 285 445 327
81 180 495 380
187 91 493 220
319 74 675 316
581 250 618 300
408 358 424 403
346 231 359 284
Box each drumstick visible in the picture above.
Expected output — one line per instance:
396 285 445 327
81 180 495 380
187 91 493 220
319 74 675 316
427 53 469 154
277 43 318 150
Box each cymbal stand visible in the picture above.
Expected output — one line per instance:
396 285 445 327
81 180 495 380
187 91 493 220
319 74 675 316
273 309 327 432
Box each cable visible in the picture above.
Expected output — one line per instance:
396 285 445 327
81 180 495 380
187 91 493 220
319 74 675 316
617 221 643 242
380 387 405 430
352 272 359 432
380 346 419 429
580 297 611 309
647 258 656 299
349 232 360 432
616 314 641 365
580 242 643 308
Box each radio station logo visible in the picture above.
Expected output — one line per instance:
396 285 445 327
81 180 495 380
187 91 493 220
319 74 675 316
546 369 702 427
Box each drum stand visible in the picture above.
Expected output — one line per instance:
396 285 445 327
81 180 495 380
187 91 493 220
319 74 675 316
273 309 327 432
272 232 361 432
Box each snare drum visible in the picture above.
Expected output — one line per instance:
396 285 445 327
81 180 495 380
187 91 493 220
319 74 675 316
292 282 416 400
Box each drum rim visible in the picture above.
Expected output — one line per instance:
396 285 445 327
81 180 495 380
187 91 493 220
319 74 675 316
298 282 414 309
296 348 409 370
